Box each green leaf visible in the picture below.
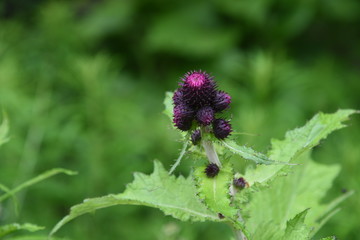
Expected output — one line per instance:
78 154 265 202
245 109 357 184
0 112 9 147
242 151 344 237
0 223 44 238
282 209 310 240
240 110 357 238
194 161 237 218
222 140 290 165
50 161 219 237
0 169 77 202
193 161 251 239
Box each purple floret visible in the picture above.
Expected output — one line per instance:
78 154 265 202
213 119 232 139
180 70 217 110
196 106 215 126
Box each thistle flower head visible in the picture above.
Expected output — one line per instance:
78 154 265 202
173 70 233 140
213 119 232 139
196 106 215 126
233 177 247 189
214 91 231 112
180 70 216 110
191 129 201 145
173 104 194 131
205 163 220 178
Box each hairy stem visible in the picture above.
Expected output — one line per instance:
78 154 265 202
202 140 222 167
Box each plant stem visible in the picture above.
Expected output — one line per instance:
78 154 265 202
202 140 222 167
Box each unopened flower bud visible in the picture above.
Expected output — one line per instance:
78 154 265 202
214 91 231 112
233 177 247 189
196 106 215 126
191 129 201 145
173 104 194 131
213 119 232 139
205 163 220 178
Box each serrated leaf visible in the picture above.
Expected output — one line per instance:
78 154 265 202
0 223 44 238
50 161 219 236
222 140 289 165
0 169 77 203
243 151 344 237
240 110 357 238
194 162 237 218
282 209 310 240
0 112 9 146
245 109 357 184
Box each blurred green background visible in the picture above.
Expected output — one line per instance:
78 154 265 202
0 0 359 239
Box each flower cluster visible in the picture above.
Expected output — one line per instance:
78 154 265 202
173 70 232 141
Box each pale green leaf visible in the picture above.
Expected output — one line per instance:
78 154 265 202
245 109 357 184
194 162 237 218
282 209 310 240
222 140 290 165
0 169 77 202
50 161 220 236
192 162 251 239
242 151 344 236
0 223 44 238
0 112 9 146
240 110 357 238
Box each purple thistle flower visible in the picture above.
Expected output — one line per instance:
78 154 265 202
191 129 201 145
196 106 215 126
172 70 232 137
214 91 231 112
233 177 247 189
213 119 232 139
205 163 220 178
180 70 217 110
173 104 194 131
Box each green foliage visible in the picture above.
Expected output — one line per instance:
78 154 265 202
0 169 77 202
240 110 357 239
50 161 221 236
222 140 285 165
244 110 357 184
50 108 357 240
0 223 44 238
194 162 237 218
0 0 359 239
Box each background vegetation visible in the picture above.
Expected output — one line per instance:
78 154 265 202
0 0 359 239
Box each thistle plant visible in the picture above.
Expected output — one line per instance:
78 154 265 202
49 71 357 240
